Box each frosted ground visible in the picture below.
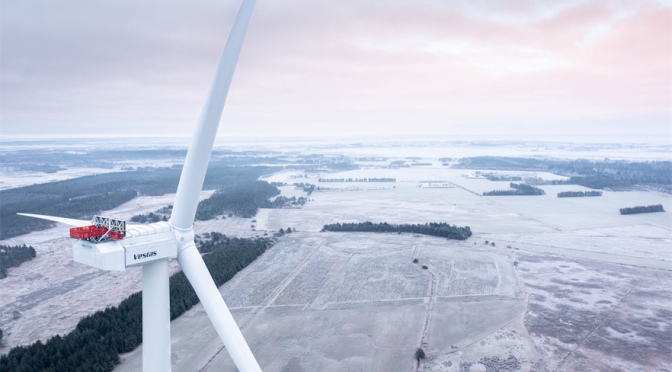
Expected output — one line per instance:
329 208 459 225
2 163 671 371
115 232 532 372
112 233 671 372
0 167 120 190
115 167 670 371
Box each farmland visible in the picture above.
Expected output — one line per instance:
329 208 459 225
1 148 670 372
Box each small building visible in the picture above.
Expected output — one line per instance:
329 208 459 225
420 181 454 188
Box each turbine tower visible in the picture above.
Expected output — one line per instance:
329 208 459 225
18 0 261 371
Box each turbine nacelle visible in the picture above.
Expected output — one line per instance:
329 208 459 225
71 221 194 271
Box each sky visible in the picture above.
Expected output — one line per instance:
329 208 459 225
1 0 671 139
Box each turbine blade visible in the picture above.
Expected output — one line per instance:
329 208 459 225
18 213 141 230
17 213 91 227
178 244 262 372
170 0 257 229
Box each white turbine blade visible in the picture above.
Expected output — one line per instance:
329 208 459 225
171 0 257 229
18 213 141 229
177 244 261 372
17 213 91 227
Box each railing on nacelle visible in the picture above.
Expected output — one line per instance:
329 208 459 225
70 216 126 242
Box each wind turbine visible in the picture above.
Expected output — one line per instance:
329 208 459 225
17 0 262 371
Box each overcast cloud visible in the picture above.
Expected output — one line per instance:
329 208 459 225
1 0 670 138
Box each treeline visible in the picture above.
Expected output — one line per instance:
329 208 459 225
13 164 65 174
318 178 396 182
1 244 37 279
620 204 665 215
485 174 522 181
525 177 573 186
130 205 173 224
557 191 602 197
262 196 306 209
0 235 273 372
195 181 280 220
0 165 278 240
130 212 166 224
484 183 545 196
294 183 315 195
454 157 672 190
410 163 432 166
322 222 472 240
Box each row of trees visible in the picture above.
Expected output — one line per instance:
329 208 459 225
620 204 665 215
293 183 315 195
557 191 602 197
277 228 295 236
322 222 472 240
483 183 545 196
0 235 273 371
318 178 396 182
262 196 306 209
1 244 37 279
485 174 522 181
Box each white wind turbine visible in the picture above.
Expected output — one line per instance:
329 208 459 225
17 0 262 371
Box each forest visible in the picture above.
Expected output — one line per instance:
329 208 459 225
483 183 545 196
0 244 37 279
454 157 672 191
131 181 309 224
557 191 602 197
0 164 278 240
322 222 472 240
0 148 290 173
619 204 665 215
195 181 280 220
0 235 273 372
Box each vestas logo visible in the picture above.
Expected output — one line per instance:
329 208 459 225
134 251 157 260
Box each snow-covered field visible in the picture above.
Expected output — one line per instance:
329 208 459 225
0 167 121 190
2 162 671 371
115 232 529 372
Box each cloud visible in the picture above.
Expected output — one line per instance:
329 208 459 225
1 0 670 137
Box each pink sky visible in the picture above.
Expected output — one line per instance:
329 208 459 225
1 0 670 138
